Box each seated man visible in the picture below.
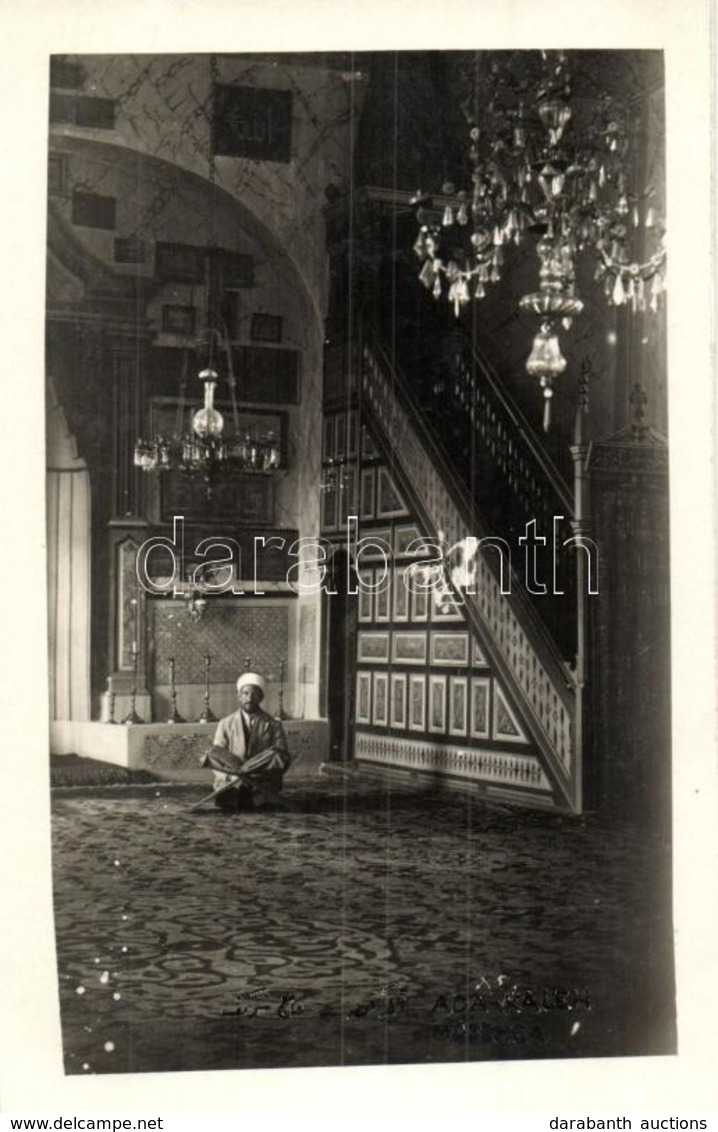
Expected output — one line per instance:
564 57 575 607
200 672 291 811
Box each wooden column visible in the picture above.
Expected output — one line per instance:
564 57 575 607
587 429 670 822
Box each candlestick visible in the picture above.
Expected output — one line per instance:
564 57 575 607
244 656 251 672
130 596 138 660
123 649 143 724
196 653 218 723
167 656 185 724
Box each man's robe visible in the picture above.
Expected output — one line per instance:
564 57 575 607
205 707 290 803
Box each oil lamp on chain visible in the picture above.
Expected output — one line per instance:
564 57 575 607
412 50 666 429
133 326 282 493
133 55 282 494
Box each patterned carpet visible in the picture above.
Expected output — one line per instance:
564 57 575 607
50 754 158 787
51 778 675 1075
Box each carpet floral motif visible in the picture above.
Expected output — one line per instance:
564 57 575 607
51 782 674 1074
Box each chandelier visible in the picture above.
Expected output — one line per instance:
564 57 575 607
133 317 282 487
412 50 666 429
133 54 281 492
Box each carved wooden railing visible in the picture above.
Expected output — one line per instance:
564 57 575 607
360 324 582 810
368 319 578 658
460 346 578 659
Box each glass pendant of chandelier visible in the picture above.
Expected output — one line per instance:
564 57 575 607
412 50 666 429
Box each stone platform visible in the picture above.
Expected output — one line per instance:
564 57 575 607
50 719 329 783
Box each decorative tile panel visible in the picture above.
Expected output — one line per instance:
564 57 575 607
357 631 390 663
143 733 212 769
152 601 289 684
355 732 551 793
143 720 327 771
472 638 489 666
356 671 372 724
493 682 530 744
376 466 409 518
470 677 491 739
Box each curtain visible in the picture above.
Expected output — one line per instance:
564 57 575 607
47 382 92 721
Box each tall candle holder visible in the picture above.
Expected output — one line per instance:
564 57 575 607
167 657 185 723
124 644 144 725
276 658 287 720
196 653 218 723
105 676 116 725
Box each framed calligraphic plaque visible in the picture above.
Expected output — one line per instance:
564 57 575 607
212 83 292 163
160 472 274 525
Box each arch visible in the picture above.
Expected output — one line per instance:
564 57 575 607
49 134 323 333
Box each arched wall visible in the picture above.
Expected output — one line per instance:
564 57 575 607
46 63 358 721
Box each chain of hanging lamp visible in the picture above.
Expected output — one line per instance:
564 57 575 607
134 54 281 483
412 51 666 429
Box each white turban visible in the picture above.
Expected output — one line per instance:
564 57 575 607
236 672 267 698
